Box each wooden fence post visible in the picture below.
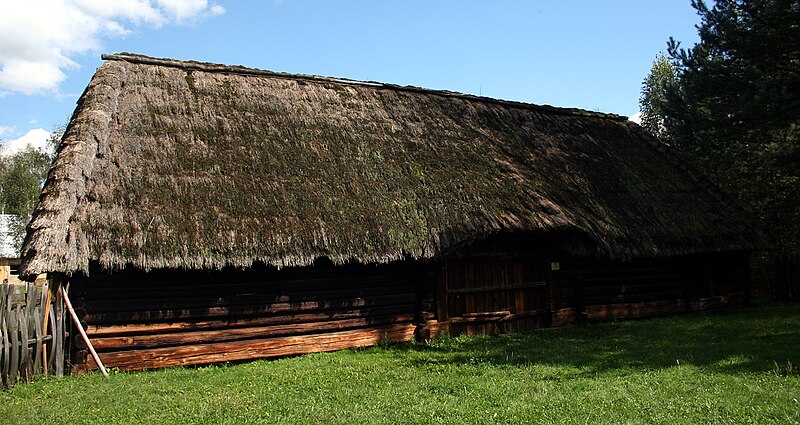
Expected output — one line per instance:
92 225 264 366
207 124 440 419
0 281 64 388
41 282 51 376
52 278 65 377
1 284 8 387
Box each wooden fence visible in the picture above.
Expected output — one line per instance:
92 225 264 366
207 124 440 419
1 282 66 388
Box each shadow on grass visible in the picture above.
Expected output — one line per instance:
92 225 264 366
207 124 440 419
395 302 800 377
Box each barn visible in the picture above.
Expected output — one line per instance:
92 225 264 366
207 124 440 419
20 53 768 372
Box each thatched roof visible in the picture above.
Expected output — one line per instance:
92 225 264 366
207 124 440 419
19 53 768 278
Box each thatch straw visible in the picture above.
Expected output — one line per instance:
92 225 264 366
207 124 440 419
19 53 769 279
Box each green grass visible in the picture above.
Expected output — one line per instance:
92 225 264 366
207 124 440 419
2 301 799 424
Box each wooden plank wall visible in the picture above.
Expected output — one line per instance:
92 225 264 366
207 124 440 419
441 235 552 336
0 282 65 387
70 261 430 372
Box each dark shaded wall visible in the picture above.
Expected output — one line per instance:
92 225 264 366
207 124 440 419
67 234 751 371
68 259 430 371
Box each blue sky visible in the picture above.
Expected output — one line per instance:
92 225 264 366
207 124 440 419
0 1 701 153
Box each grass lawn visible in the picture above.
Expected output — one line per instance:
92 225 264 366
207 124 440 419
2 301 799 424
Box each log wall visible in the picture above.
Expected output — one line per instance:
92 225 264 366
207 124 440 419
70 260 430 372
65 237 752 372
553 251 751 325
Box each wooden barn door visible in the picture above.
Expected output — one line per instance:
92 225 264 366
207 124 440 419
442 253 551 335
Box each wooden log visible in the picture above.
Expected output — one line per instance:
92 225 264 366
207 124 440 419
416 320 448 340
81 284 414 313
462 310 511 318
83 293 416 324
85 324 416 371
583 290 683 306
689 292 746 311
449 312 509 324
90 314 415 350
86 304 415 337
498 309 547 322
418 311 435 321
448 310 548 329
584 299 685 321
551 308 577 327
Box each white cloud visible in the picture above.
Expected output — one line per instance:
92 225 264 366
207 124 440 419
156 0 226 22
0 0 225 95
209 4 225 15
0 125 16 138
1 128 52 156
629 112 642 124
0 59 67 95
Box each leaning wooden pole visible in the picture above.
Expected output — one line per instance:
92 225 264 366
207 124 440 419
59 286 109 379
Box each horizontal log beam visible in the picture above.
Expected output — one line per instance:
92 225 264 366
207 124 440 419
689 292 746 311
462 310 511 318
584 299 685 321
583 291 683 306
86 304 413 337
90 314 414 350
448 309 547 324
86 324 416 370
551 308 577 327
81 285 413 313
83 293 416 324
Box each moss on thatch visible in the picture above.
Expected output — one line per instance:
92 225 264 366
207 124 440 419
19 53 769 278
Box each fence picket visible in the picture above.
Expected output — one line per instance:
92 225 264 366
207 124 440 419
1 282 64 388
1 285 7 386
9 305 19 384
33 306 43 372
40 282 49 376
48 300 57 374
54 283 64 377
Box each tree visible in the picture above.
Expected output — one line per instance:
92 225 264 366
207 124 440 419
662 0 800 298
0 127 61 251
638 52 678 140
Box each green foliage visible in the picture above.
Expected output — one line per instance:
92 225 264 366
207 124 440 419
0 128 61 251
1 302 798 424
639 52 678 140
660 0 800 278
1 146 51 215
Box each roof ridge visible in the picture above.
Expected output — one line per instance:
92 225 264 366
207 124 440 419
102 52 628 122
